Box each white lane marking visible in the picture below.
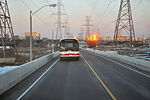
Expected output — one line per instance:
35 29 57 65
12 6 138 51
87 51 150 78
16 59 59 100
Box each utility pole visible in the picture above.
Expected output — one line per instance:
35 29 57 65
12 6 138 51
52 29 54 53
82 16 93 38
114 0 136 47
29 4 56 61
0 0 16 58
30 10 32 61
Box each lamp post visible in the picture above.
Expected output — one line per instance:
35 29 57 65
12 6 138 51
52 29 55 53
30 4 56 61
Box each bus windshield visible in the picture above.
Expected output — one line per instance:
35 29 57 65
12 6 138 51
60 39 79 51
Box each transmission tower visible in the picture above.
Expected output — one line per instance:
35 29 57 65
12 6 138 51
79 27 84 40
114 0 136 46
0 0 16 58
64 18 70 38
55 0 63 40
82 16 93 37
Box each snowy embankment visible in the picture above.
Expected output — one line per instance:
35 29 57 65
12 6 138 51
0 51 59 95
84 48 150 71
0 66 20 73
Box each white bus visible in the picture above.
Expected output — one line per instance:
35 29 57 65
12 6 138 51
59 39 80 60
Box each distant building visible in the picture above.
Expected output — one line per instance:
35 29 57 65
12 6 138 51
114 34 128 41
145 37 150 43
24 32 41 40
105 36 112 41
114 33 148 41
42 37 49 41
136 37 146 41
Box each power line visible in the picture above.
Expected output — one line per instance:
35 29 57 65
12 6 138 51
34 15 50 25
46 0 58 24
89 0 99 19
20 0 31 10
132 0 143 10
30 0 52 23
20 0 51 25
30 0 53 20
30 0 39 8
98 0 117 30
46 0 58 33
97 0 113 26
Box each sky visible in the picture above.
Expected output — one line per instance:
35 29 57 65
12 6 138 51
8 0 150 38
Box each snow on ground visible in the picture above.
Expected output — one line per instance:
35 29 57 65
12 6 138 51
0 52 59 74
84 48 150 71
0 66 20 74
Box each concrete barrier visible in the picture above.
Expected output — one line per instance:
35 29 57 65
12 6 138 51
85 48 150 71
0 52 59 95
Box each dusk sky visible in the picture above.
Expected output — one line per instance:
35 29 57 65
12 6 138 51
8 0 150 38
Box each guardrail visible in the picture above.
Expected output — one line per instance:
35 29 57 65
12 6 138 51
0 51 59 95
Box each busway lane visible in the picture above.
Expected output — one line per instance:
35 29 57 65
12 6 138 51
1 50 150 100
0 57 59 100
16 55 113 100
81 50 150 100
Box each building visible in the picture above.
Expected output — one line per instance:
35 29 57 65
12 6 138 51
105 36 112 41
136 37 146 41
145 37 150 44
114 34 128 41
24 32 41 40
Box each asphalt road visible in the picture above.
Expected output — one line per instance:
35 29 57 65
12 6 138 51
1 50 150 100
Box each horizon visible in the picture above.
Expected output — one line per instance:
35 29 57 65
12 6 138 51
8 0 150 38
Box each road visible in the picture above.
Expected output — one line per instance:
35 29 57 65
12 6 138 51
1 50 150 100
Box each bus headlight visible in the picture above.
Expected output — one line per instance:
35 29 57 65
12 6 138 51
74 52 78 54
61 52 65 54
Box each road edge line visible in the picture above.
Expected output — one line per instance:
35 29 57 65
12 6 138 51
16 59 59 100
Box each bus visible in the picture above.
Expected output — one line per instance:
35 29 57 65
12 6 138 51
59 39 80 60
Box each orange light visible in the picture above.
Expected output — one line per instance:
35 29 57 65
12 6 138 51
74 37 79 39
86 33 99 42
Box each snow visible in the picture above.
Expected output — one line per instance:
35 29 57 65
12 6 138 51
0 66 20 74
0 46 12 49
0 51 59 75
84 48 150 71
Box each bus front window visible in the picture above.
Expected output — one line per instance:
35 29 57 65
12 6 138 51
60 42 79 51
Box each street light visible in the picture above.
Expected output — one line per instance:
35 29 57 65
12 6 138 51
30 4 56 61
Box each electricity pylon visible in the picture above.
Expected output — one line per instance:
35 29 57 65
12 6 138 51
114 0 136 46
82 16 93 37
0 0 16 58
55 0 63 40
